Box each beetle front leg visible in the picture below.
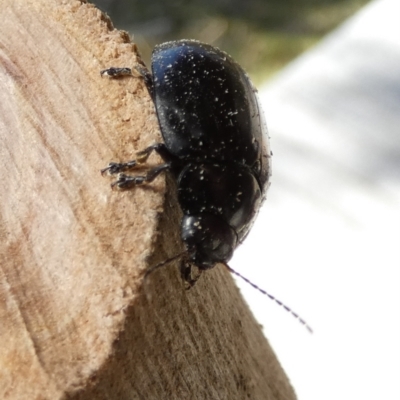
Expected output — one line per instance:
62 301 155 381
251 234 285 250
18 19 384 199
100 67 132 78
101 64 154 99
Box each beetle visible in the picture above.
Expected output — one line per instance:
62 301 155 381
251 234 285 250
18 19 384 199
101 40 313 333
101 39 271 285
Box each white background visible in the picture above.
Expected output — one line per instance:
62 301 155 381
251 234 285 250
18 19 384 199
231 1 400 399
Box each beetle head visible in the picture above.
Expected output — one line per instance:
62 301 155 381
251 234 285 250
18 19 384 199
181 214 237 270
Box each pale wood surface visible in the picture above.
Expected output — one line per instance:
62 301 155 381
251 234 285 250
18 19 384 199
0 1 295 399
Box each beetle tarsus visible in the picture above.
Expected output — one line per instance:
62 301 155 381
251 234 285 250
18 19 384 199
100 67 132 78
101 161 138 175
111 163 171 189
101 143 172 176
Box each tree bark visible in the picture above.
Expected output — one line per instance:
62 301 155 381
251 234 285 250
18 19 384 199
0 1 296 399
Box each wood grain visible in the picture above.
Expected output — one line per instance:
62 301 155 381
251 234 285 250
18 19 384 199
0 1 296 399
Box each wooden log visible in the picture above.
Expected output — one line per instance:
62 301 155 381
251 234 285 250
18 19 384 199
0 1 297 399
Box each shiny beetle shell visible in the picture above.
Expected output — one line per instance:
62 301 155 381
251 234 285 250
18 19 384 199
151 41 271 268
102 39 271 277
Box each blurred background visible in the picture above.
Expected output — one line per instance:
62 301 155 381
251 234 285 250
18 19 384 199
94 0 370 82
93 1 400 400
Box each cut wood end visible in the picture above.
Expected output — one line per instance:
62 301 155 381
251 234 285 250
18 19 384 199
0 0 165 398
0 1 297 399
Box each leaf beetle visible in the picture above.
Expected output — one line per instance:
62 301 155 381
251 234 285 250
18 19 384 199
101 40 313 333
102 39 271 284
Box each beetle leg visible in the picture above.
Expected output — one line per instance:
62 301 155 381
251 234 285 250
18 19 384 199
100 64 154 99
134 64 154 99
101 160 138 175
111 163 171 189
180 261 202 289
135 143 168 163
100 67 132 78
102 143 177 176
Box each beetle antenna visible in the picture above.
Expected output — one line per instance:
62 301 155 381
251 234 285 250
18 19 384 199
144 251 187 280
222 263 313 334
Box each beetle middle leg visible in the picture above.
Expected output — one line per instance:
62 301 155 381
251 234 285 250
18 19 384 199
102 142 179 189
111 163 171 189
101 143 175 176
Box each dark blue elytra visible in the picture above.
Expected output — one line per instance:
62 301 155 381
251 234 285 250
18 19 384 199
102 40 271 284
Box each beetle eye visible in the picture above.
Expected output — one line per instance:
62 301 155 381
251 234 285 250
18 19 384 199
211 238 221 250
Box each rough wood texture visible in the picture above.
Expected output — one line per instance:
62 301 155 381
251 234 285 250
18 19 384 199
0 1 296 399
